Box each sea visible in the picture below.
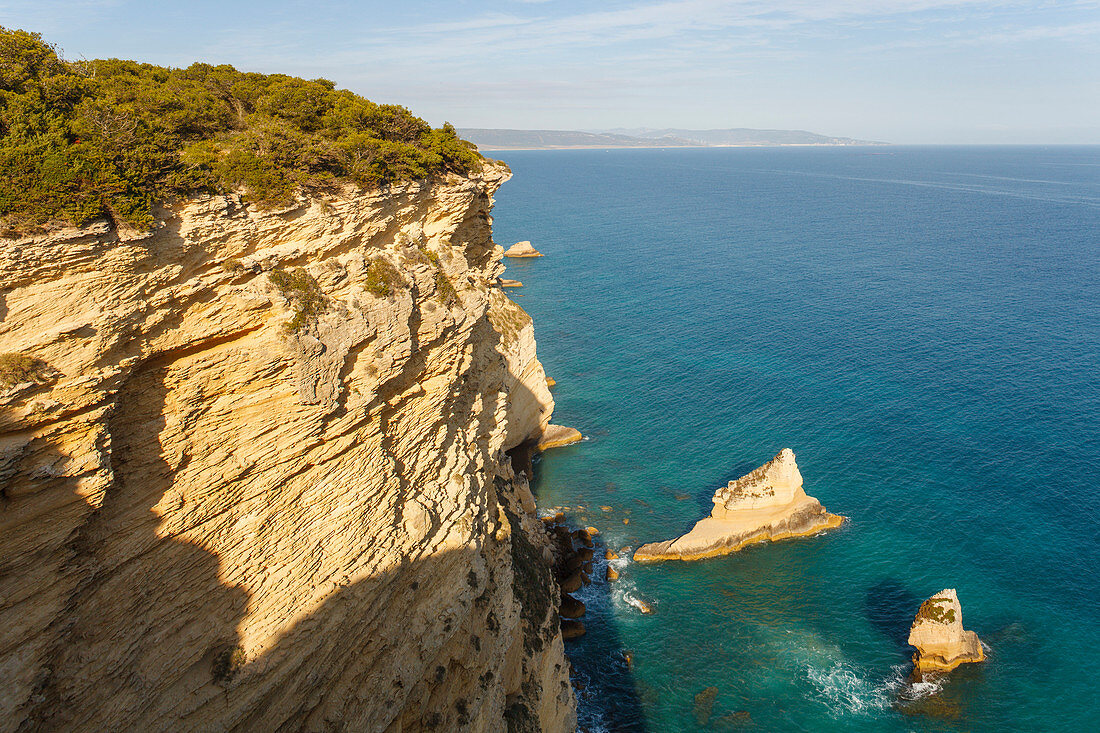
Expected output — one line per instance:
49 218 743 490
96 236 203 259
488 146 1100 732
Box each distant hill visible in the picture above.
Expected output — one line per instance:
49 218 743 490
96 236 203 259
459 127 885 150
456 129 692 149
605 127 884 146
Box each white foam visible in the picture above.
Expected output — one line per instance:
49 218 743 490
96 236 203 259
805 662 892 716
882 663 944 701
623 593 654 614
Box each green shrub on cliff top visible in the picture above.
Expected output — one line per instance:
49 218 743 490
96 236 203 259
0 27 483 234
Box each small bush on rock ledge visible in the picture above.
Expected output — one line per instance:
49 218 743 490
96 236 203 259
365 258 403 297
435 271 458 306
269 267 326 332
0 352 47 387
211 645 246 685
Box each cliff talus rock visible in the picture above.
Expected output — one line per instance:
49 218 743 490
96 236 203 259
908 589 984 675
0 165 575 731
634 449 843 562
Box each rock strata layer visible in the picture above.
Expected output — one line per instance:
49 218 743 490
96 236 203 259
908 589 985 675
503 241 543 258
0 166 576 731
634 449 843 562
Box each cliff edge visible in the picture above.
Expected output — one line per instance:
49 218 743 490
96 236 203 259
634 449 843 562
0 164 576 731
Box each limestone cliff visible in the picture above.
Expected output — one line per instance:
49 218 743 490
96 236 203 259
634 449 843 562
0 164 576 731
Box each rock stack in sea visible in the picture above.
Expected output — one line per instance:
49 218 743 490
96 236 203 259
908 589 985 675
634 449 843 562
503 240 544 257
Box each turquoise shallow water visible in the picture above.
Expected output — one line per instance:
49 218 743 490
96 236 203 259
489 147 1100 732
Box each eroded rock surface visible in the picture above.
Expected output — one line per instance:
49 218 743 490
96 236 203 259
634 449 843 562
503 241 543 258
0 166 576 731
537 425 583 451
908 589 985 675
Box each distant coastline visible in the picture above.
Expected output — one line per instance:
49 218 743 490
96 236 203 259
460 127 888 151
477 143 890 151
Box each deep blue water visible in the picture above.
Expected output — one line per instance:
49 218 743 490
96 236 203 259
489 146 1100 732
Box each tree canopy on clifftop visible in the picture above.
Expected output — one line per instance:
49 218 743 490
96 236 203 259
0 27 483 233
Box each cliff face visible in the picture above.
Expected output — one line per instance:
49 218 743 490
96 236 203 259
0 164 575 731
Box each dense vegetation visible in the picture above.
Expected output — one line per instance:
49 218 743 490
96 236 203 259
0 27 483 233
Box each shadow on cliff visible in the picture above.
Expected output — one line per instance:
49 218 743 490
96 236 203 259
17 345 250 730
527 456 650 733
9 297 587 731
10 340 543 729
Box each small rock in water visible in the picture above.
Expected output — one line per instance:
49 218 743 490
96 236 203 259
627 596 653 614
606 565 619 582
585 525 599 536
605 549 619 560
714 710 754 730
560 593 586 619
693 686 719 726
623 518 630 525
561 619 586 640
600 505 613 512
560 571 584 594
622 651 634 669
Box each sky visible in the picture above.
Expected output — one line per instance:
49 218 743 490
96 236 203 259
2 1 1098 143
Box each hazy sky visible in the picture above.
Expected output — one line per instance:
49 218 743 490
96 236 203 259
3 1 1099 143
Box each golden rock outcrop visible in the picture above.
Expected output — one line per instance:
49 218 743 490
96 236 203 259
634 449 843 562
908 589 985 675
503 241 543 258
0 165 576 731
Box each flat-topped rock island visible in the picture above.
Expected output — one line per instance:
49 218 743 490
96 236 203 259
634 449 844 562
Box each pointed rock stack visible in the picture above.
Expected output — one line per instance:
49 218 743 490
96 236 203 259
634 449 843 562
908 589 984 675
